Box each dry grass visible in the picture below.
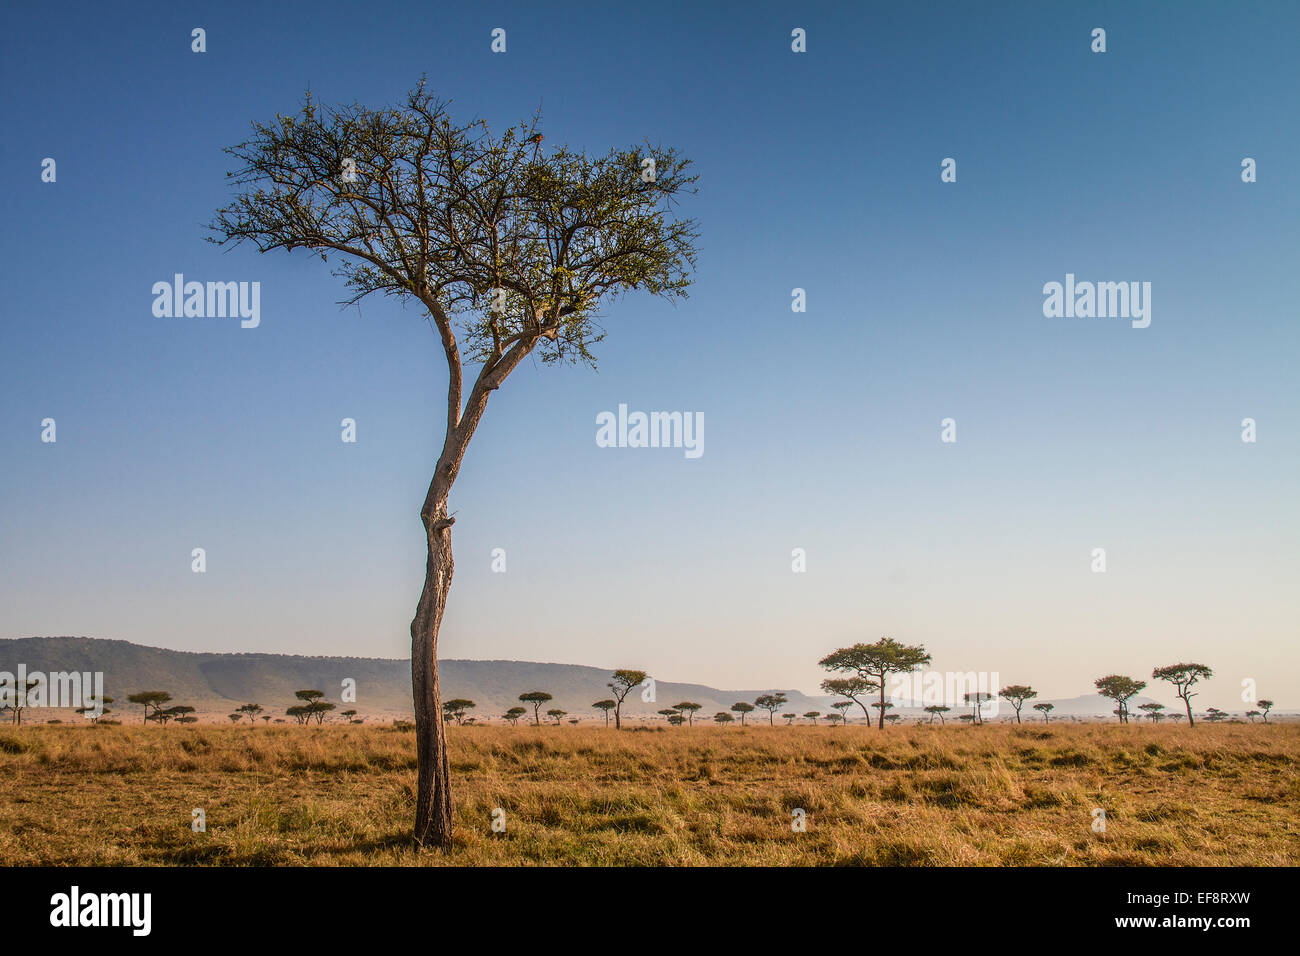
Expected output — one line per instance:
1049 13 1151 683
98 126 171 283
0 722 1295 865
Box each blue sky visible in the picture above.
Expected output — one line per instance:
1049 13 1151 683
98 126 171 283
2 0 1297 710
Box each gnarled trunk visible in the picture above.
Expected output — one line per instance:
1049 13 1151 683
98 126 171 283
411 507 454 848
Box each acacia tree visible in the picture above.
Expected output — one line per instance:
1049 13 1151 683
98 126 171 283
591 699 616 727
713 711 734 725
128 691 172 726
754 693 788 726
546 708 567 726
820 677 876 724
1257 700 1274 724
829 701 852 725
803 711 820 725
819 638 931 729
674 702 702 726
1094 675 1145 724
730 702 755 726
608 670 649 731
443 699 476 726
237 703 264 725
1151 663 1212 728
924 704 949 725
75 695 114 724
519 691 552 727
1138 702 1166 723
503 707 526 727
964 692 993 725
998 685 1038 724
211 85 697 848
1032 702 1054 723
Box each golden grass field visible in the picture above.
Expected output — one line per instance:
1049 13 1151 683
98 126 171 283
0 722 1295 866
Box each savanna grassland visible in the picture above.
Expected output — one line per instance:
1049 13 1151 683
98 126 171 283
0 723 1295 866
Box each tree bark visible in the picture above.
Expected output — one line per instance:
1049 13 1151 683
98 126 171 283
411 506 455 848
1183 695 1195 727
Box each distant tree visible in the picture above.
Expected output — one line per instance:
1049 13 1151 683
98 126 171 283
958 714 975 724
924 704 949 725
667 714 685 726
1138 702 1166 723
592 699 616 727
1204 707 1228 723
754 693 788 726
261 715 271 725
1245 710 1260 722
830 701 853 725
803 711 821 725
519 692 553 727
607 670 649 731
75 695 114 724
1257 700 1274 724
658 708 680 723
819 638 932 729
871 701 895 718
503 707 527 727
825 712 843 726
820 677 876 723
1169 713 1184 723
294 689 334 724
713 711 734 725
730 702 755 726
287 704 311 725
237 703 264 725
964 692 994 725
998 685 1038 724
442 699 476 725
782 713 797 726
884 713 901 724
127 691 173 726
568 718 579 725
674 702 702 726
1151 663 1212 728
307 700 335 725
341 709 358 722
155 705 195 726
228 713 242 723
1030 702 1053 723
1094 675 1145 724
546 708 567 726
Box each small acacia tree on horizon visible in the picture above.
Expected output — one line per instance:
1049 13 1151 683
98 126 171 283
128 691 172 726
803 711 820 725
518 691 552 727
1257 700 1273 723
924 704 949 725
211 83 698 848
1094 675 1146 724
674 702 702 726
730 702 754 725
754 693 788 726
503 706 526 727
821 676 876 724
1032 702 1054 723
442 699 476 726
608 670 649 731
998 685 1038 724
592 699 616 727
819 638 931 729
1151 663 1212 727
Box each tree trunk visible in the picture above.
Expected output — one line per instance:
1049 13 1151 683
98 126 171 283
411 509 454 849
877 678 887 729
1183 696 1195 727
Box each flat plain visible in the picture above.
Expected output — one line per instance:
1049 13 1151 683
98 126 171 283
1 723 1295 865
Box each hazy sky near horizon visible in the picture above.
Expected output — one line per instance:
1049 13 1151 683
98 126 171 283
2 1 1297 711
